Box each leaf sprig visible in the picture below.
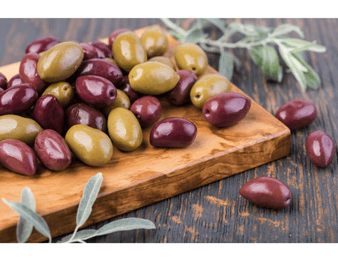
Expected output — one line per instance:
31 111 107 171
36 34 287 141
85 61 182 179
161 18 326 92
2 172 156 243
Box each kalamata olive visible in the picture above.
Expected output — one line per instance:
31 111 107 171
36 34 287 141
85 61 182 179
80 43 98 60
0 139 37 175
66 102 107 132
167 70 198 106
275 99 317 130
0 72 7 89
150 117 197 148
130 96 162 127
75 75 117 108
0 83 38 115
118 75 141 104
108 28 130 49
202 93 251 127
0 88 4 94
19 52 49 93
76 58 123 86
91 41 113 58
32 95 64 134
306 130 335 167
25 36 60 54
34 129 72 171
239 177 291 209
7 74 22 89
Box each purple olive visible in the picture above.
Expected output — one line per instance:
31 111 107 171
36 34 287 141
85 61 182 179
25 36 60 54
34 129 72 171
91 41 113 58
80 43 99 60
108 28 130 49
239 177 291 209
167 70 198 105
7 74 22 89
202 93 251 127
130 96 162 127
118 75 141 103
0 88 4 94
150 117 197 148
65 102 107 132
306 130 335 167
275 99 317 130
0 139 37 175
0 72 7 89
32 95 64 134
0 83 38 115
75 75 117 108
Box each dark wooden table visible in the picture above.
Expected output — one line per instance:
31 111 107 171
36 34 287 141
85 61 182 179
1 18 337 243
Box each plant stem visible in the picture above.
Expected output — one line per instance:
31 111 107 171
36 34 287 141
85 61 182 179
67 226 79 243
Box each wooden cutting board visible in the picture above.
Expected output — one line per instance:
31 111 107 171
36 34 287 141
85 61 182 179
0 26 290 243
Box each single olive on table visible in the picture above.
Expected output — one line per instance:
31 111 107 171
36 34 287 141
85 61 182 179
41 81 74 108
130 96 162 128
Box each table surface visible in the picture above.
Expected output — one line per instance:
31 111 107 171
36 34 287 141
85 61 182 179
0 18 337 243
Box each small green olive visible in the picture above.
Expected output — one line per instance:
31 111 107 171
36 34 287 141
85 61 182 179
102 89 131 117
141 26 169 58
42 82 75 108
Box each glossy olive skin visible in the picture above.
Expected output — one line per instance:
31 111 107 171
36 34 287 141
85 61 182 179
76 58 123 86
167 70 198 105
113 31 147 72
66 102 107 132
0 72 7 89
65 124 113 167
275 100 317 130
0 88 4 94
108 28 130 49
42 82 74 108
190 74 231 109
141 26 169 58
80 43 98 60
25 36 60 54
34 129 72 171
0 83 38 115
32 95 64 134
174 43 208 76
202 93 251 127
75 75 117 108
239 177 292 209
0 139 37 175
91 41 113 58
129 61 180 95
7 74 22 88
306 130 335 167
150 117 197 148
130 96 162 127
149 56 176 71
107 107 143 152
37 41 84 82
19 52 49 93
118 75 140 104
0 115 43 145
102 89 131 117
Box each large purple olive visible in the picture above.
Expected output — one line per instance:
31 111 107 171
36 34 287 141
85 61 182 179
34 129 72 171
91 41 113 58
306 130 335 167
75 75 117 108
65 102 107 132
0 72 7 89
0 139 37 175
19 52 49 93
80 43 99 60
118 75 141 103
108 28 130 49
130 96 162 127
25 36 60 54
150 117 197 148
167 70 198 106
202 93 251 127
0 83 38 115
7 74 22 89
76 58 123 86
239 177 291 209
275 99 317 130
32 95 64 134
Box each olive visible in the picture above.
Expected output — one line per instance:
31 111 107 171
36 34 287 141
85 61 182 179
0 88 4 94
148 56 176 71
102 89 131 117
190 74 231 109
41 82 75 108
113 31 147 72
37 41 84 83
108 28 130 49
65 124 113 167
118 75 141 104
150 117 197 148
7 74 22 89
107 107 143 152
129 61 180 95
174 43 208 76
104 57 117 66
91 41 113 59
80 43 99 60
239 177 292 209
0 72 7 89
130 96 162 127
25 36 60 54
140 26 169 58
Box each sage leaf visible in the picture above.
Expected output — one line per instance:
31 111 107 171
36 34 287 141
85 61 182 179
271 24 304 38
228 22 259 36
184 28 206 44
284 38 326 53
249 45 264 67
202 18 227 33
76 172 103 228
2 199 51 241
261 45 282 82
219 50 234 80
58 229 98 243
17 187 36 243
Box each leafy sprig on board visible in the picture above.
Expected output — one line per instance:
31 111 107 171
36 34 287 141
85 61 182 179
161 18 326 92
2 172 156 243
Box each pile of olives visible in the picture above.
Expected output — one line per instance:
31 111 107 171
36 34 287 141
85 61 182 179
0 25 251 176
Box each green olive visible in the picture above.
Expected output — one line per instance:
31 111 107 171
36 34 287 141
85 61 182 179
113 31 147 72
148 56 176 71
102 89 131 117
141 26 169 58
190 74 231 109
129 61 180 95
37 41 84 83
0 114 43 146
42 82 75 108
174 43 208 76
65 124 113 167
107 107 143 152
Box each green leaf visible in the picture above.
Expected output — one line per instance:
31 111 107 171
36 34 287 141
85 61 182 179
201 18 227 33
270 24 304 38
249 45 264 67
261 45 282 82
283 38 326 53
184 28 206 44
228 22 259 36
58 229 98 243
219 50 234 81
